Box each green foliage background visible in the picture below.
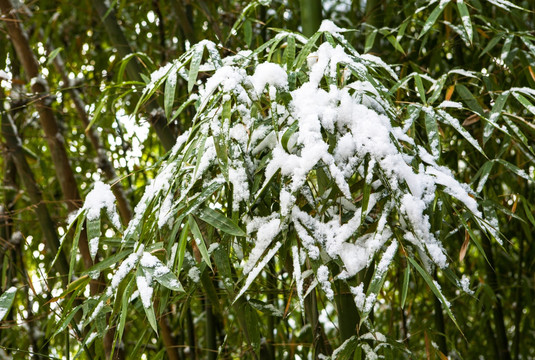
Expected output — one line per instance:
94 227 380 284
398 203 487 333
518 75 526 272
1 0 534 359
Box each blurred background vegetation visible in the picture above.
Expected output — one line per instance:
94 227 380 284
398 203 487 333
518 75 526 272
1 0 535 359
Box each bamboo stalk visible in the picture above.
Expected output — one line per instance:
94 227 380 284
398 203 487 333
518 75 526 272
299 0 323 37
1 108 70 278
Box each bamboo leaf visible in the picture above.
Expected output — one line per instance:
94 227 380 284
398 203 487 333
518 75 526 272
414 74 427 104
456 0 473 43
188 214 213 269
401 264 410 309
406 257 462 334
164 72 177 120
425 111 441 158
188 46 204 93
419 1 450 38
0 287 17 320
53 304 82 337
197 207 246 237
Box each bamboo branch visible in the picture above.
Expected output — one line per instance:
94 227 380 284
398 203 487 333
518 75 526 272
92 0 177 151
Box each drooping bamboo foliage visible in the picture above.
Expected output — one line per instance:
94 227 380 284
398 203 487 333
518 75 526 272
1 0 534 359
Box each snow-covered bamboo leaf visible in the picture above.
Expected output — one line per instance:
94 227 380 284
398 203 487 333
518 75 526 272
425 111 441 158
419 1 450 39
188 45 204 93
437 109 485 156
0 287 17 321
456 0 472 43
164 71 177 120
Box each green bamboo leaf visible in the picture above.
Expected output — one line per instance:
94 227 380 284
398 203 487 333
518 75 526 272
512 92 535 116
115 276 135 354
365 30 377 53
332 336 359 360
281 121 298 151
474 160 494 193
419 0 450 39
176 221 190 275
188 214 213 269
69 216 85 282
521 198 535 228
84 249 130 275
406 257 463 334
480 34 503 58
169 96 197 124
87 216 101 262
0 287 17 320
188 46 204 93
456 84 485 116
437 109 486 156
495 159 531 181
485 93 509 144
401 264 410 309
295 32 322 69
197 207 246 237
386 35 405 55
414 74 427 104
283 35 296 70
143 300 159 335
60 275 91 299
46 47 63 66
142 257 184 292
85 95 108 132
244 19 252 47
53 304 82 337
456 0 473 43
164 72 177 120
428 74 447 105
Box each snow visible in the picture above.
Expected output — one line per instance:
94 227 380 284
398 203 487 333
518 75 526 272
83 181 121 228
89 237 99 260
136 272 153 308
317 265 334 300
108 245 144 294
243 218 281 274
318 20 346 34
438 100 463 109
188 266 200 282
250 62 288 96
459 274 474 295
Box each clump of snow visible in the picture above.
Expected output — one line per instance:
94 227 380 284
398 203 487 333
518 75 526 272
83 181 121 228
317 265 334 300
251 62 288 96
459 274 474 295
136 272 153 308
318 19 346 34
188 266 200 282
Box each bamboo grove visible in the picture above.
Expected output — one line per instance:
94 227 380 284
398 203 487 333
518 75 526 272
1 0 535 359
